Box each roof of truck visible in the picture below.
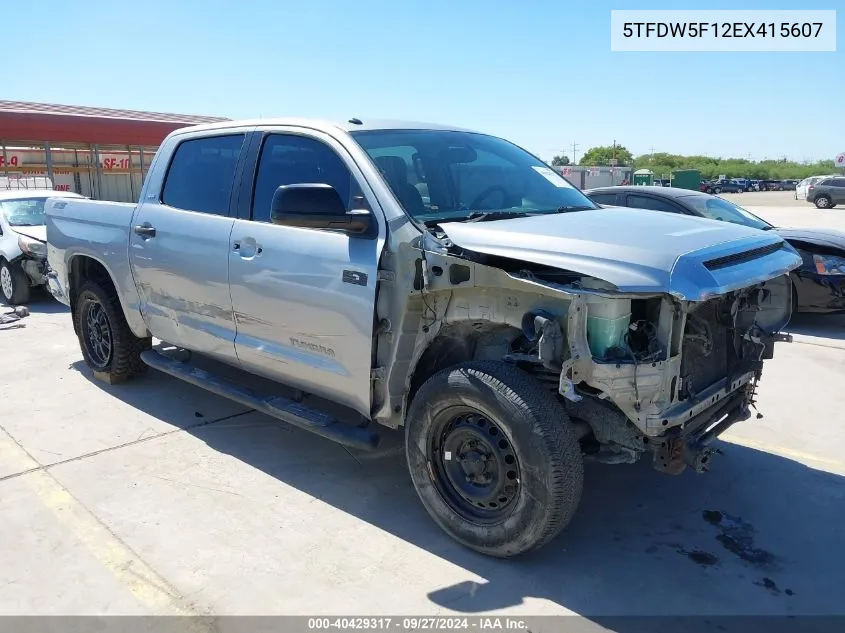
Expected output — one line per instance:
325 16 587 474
169 117 478 136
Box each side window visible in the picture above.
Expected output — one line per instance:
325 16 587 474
587 193 618 206
251 134 356 223
830 178 845 188
161 134 245 215
626 194 681 213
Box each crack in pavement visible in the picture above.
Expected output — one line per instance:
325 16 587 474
0 409 254 483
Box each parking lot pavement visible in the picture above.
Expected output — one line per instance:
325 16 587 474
719 190 845 232
2 269 845 620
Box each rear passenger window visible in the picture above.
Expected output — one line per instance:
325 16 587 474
587 193 618 205
161 134 245 215
251 134 356 223
626 195 681 213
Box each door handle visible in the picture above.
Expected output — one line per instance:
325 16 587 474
133 223 156 238
233 238 262 258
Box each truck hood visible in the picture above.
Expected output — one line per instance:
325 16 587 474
439 207 802 301
11 225 46 242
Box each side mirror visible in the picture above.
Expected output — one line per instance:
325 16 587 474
270 184 375 237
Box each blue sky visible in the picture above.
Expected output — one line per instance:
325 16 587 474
5 0 843 162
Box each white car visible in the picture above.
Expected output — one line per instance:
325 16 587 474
1 190 84 305
795 176 836 201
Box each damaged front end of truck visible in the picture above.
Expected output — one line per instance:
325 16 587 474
372 209 802 476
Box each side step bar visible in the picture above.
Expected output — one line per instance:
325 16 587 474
140 350 380 451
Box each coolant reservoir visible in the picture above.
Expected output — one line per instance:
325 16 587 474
586 298 632 359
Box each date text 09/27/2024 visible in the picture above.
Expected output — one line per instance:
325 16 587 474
622 22 824 39
307 617 527 632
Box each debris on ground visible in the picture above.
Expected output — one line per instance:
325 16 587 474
0 305 29 330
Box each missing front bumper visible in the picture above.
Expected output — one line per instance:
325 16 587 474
653 390 753 475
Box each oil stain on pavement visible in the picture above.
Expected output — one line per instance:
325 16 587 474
702 510 775 566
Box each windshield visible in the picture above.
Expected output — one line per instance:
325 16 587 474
0 198 47 226
681 195 772 230
350 129 598 224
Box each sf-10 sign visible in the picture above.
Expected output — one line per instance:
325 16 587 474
835 152 845 168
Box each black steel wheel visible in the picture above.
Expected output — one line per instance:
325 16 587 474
430 410 522 523
74 280 151 381
406 361 583 558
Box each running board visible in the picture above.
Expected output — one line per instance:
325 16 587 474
140 350 380 451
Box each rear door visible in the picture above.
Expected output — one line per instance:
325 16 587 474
227 127 385 417
829 178 845 203
128 128 252 363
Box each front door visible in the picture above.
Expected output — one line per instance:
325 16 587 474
228 130 384 417
129 131 249 363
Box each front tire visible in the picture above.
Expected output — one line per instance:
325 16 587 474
74 280 151 381
0 259 30 305
405 361 584 558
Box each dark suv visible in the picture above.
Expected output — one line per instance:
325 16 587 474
806 177 845 209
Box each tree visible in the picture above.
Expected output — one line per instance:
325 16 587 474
631 152 836 180
551 154 570 166
579 144 633 166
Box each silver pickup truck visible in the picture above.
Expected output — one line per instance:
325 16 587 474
45 118 801 557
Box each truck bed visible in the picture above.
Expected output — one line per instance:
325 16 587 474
44 198 138 310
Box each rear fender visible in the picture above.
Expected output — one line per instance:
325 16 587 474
66 253 149 339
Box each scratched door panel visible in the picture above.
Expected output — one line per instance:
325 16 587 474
228 220 380 417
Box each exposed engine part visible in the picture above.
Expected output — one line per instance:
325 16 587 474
653 437 686 475
683 313 714 356
520 309 565 371
564 394 648 455
684 445 717 474
585 446 641 464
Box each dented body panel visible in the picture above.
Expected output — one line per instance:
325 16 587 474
45 117 802 476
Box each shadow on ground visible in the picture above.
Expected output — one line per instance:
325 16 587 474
70 354 845 629
3 290 69 315
787 313 845 341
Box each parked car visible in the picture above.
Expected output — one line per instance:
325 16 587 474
805 176 845 209
0 189 84 305
584 186 845 313
653 178 671 187
749 180 761 191
704 179 745 194
758 180 780 191
46 118 800 557
780 180 798 191
795 176 835 200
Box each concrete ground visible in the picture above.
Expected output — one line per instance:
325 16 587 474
2 193 844 625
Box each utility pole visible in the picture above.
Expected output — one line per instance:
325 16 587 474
571 142 580 165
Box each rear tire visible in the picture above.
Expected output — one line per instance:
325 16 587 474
74 280 151 382
815 195 832 209
405 361 584 558
0 259 30 305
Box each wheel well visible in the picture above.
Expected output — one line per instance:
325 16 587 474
407 321 523 405
68 256 116 333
